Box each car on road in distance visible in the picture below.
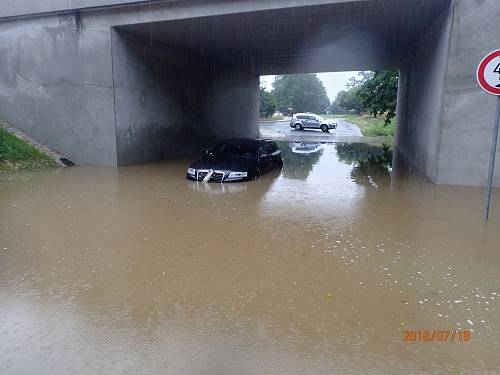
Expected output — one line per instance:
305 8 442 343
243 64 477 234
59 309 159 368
291 113 337 132
186 138 283 182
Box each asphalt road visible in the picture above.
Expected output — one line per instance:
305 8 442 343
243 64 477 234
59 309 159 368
259 118 363 142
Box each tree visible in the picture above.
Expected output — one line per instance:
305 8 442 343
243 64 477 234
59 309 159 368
259 87 277 118
330 94 345 115
357 70 398 125
331 70 398 125
331 72 372 115
335 89 364 115
346 71 373 89
272 74 330 114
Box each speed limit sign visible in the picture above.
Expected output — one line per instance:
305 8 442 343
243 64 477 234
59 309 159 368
477 50 500 96
478 50 500 220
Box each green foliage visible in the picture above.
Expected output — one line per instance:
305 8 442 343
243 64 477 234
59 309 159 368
0 128 56 171
272 74 331 114
332 70 398 125
335 89 363 115
346 71 374 89
357 70 399 125
331 72 372 115
259 87 277 118
329 98 344 115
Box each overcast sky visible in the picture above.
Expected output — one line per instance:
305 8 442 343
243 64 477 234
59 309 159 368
260 71 360 102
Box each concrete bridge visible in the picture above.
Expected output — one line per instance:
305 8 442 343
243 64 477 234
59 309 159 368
0 0 499 186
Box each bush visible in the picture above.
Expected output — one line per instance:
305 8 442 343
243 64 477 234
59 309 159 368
260 87 277 118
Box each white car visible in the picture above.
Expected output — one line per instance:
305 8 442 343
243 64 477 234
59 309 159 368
290 113 337 132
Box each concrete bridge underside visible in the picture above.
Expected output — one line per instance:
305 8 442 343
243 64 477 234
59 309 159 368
0 0 499 186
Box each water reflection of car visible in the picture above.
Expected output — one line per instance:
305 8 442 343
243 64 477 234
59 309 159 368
290 113 337 132
187 179 248 195
186 138 283 182
290 142 323 154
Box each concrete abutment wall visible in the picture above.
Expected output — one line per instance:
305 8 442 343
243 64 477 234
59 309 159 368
0 13 259 166
396 0 500 186
0 14 118 166
437 0 500 186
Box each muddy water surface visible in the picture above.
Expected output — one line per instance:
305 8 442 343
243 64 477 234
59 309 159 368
1 142 500 374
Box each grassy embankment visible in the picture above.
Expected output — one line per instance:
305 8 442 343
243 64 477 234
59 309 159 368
344 114 396 137
0 128 57 172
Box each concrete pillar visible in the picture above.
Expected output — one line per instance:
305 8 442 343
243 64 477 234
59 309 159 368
396 0 500 186
395 1 453 183
110 29 211 165
205 70 260 140
437 0 500 186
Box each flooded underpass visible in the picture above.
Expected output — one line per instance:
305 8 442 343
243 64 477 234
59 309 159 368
1 142 500 374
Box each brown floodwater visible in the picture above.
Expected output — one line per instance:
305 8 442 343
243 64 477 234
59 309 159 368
1 142 500 374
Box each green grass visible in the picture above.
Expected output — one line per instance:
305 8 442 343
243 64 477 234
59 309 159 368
0 128 57 172
344 114 396 137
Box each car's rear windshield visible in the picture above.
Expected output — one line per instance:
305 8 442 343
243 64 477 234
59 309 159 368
213 142 257 157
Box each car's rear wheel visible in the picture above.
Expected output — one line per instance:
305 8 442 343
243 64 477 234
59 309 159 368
295 123 303 131
321 124 329 132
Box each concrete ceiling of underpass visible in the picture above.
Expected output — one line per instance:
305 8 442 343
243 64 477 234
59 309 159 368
117 0 451 74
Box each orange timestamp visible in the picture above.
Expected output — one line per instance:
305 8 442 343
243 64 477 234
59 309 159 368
403 330 471 342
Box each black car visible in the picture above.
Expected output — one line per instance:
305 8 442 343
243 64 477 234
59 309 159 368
186 138 282 182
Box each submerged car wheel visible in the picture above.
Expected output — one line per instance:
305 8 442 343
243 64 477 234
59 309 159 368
295 123 303 131
321 124 329 132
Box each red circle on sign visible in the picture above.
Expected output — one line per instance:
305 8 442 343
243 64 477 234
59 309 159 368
477 50 500 96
